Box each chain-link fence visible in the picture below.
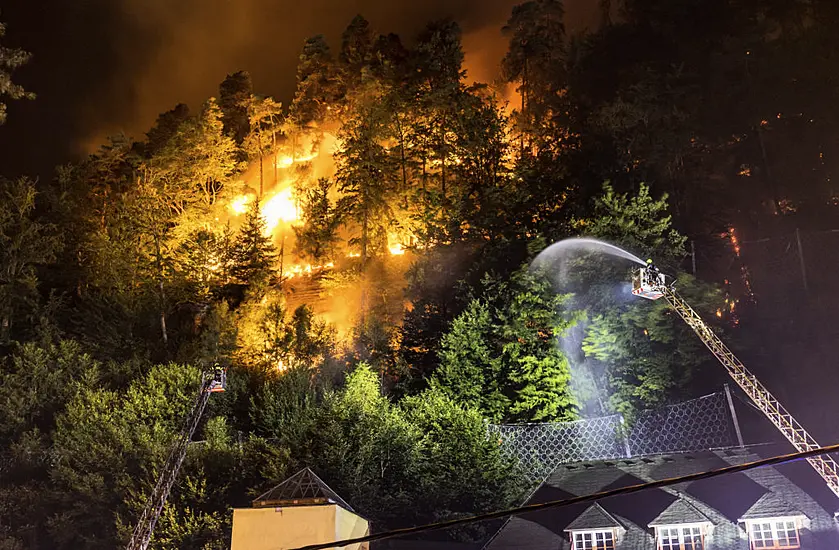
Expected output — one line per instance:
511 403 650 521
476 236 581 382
489 389 740 484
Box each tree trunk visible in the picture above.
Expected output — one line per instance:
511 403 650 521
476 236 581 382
259 150 264 198
154 235 168 346
271 115 278 185
279 232 285 280
361 210 368 269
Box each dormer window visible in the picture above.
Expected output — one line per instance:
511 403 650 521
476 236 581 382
745 518 800 549
571 529 616 550
655 524 706 549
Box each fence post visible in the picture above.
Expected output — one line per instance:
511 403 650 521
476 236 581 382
619 415 632 458
724 384 745 448
795 228 809 293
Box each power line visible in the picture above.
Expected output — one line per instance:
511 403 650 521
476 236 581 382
289 443 839 550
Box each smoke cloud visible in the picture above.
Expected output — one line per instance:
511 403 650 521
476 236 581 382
0 0 601 176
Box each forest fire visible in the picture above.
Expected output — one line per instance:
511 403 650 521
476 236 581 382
276 152 318 168
261 188 298 234
230 195 251 215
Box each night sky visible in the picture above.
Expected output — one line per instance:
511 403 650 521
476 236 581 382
0 0 601 180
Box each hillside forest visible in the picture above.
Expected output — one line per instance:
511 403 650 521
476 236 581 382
2 0 839 548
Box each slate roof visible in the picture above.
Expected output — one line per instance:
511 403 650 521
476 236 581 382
252 467 355 512
649 498 710 527
483 445 839 550
566 503 622 531
739 492 804 521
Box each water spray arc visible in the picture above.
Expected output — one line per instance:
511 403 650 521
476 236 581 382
530 237 646 415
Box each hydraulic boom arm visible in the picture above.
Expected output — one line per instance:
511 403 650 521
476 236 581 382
633 266 839 498
126 368 226 550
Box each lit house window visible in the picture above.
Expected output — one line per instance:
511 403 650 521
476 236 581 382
656 524 705 550
572 530 616 550
746 518 800 549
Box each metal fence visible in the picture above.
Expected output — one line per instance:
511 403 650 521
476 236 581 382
488 389 740 484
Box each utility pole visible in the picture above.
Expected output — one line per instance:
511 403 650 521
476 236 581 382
795 228 809 293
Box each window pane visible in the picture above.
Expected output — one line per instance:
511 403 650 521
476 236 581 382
682 526 704 550
573 531 614 550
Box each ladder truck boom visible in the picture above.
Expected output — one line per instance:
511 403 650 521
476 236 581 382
632 265 839 498
126 366 227 550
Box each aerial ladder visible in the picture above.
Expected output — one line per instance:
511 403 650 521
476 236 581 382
632 263 839 498
126 365 227 550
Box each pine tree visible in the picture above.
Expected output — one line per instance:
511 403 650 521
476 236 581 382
339 15 375 86
434 268 577 422
433 299 509 421
293 177 341 263
289 36 337 127
0 177 59 344
577 183 722 417
499 271 577 421
144 103 190 157
0 17 35 125
230 200 276 291
218 70 253 145
502 0 568 154
336 105 394 266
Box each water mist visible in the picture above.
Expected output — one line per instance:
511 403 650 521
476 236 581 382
530 238 645 415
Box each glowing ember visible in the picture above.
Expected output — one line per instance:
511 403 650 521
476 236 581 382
261 188 298 235
230 195 251 215
282 262 333 280
728 227 755 301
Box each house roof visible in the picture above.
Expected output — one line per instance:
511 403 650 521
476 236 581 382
566 503 622 531
252 467 355 512
483 445 839 550
649 498 711 527
739 492 804 521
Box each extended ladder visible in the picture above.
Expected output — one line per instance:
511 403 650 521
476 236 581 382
633 266 839 498
126 368 225 550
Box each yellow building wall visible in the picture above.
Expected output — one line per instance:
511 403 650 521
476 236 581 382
335 506 370 550
231 504 369 550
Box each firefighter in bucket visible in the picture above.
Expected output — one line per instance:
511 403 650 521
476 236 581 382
632 259 667 300
207 363 227 393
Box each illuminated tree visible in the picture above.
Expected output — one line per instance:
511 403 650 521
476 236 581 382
434 299 508 421
289 35 337 127
244 95 283 196
230 200 276 292
502 0 568 154
218 70 253 145
335 104 395 266
407 20 467 244
0 16 35 125
576 184 723 416
435 268 577 422
293 177 341 263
